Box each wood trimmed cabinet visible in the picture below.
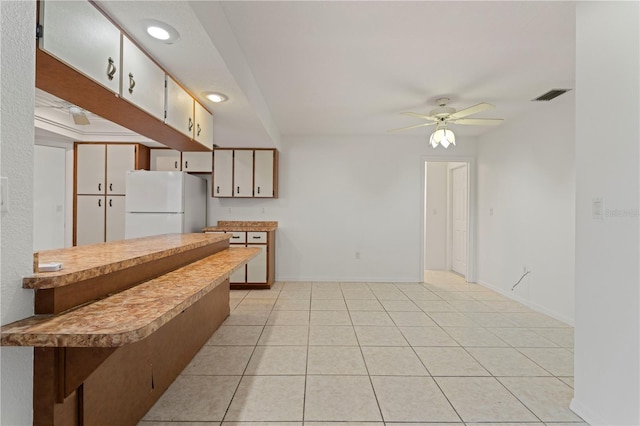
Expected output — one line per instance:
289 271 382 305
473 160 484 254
37 0 214 153
150 149 212 173
212 148 278 198
204 221 277 289
74 142 150 246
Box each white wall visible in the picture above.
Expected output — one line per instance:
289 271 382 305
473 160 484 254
0 1 36 424
475 91 576 324
424 162 447 270
208 135 476 282
572 2 640 425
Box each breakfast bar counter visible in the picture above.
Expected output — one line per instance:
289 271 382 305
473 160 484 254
0 233 258 426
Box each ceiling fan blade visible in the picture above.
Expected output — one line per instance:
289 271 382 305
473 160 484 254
449 103 494 120
387 122 436 133
71 112 90 125
401 112 438 121
452 118 503 126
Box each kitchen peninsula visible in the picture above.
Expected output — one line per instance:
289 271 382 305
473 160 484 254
1 233 258 426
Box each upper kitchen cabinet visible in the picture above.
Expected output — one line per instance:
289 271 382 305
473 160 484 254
212 149 279 198
165 77 195 139
194 102 214 149
121 36 165 121
150 149 181 171
40 1 121 94
166 77 214 150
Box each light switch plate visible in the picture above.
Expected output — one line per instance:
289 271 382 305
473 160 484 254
0 177 7 213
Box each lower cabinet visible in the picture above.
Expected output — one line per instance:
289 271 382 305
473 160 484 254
206 230 275 289
76 195 125 245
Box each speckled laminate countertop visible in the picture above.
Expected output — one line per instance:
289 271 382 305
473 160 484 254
203 220 278 232
1 247 259 347
25 233 231 290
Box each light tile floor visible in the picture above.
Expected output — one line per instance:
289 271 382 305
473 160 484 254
139 272 587 426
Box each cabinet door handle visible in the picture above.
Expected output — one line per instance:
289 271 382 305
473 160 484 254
257 187 260 194
252 236 261 239
98 198 102 207
109 183 113 192
185 161 188 169
216 186 220 194
188 118 193 132
106 57 116 80
174 161 178 169
232 236 240 239
98 183 102 192
109 198 112 207
236 186 240 194
128 73 136 94
196 123 201 137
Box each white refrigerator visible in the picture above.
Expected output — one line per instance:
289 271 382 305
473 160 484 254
125 171 206 239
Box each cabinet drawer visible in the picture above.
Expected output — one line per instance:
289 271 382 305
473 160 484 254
247 232 267 243
229 232 246 244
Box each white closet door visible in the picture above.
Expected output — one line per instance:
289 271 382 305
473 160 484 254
76 144 106 195
76 195 105 246
106 144 135 195
451 165 468 276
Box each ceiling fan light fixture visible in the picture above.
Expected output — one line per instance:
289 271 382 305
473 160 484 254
429 127 455 149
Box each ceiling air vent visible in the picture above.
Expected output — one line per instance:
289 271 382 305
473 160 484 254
532 89 571 102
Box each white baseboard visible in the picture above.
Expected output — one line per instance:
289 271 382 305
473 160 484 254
276 276 421 283
476 279 574 326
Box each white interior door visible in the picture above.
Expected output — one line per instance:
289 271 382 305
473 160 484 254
34 145 66 250
451 165 468 276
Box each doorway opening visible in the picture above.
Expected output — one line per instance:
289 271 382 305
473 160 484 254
423 160 473 283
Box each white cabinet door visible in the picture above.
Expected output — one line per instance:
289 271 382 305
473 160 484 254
151 149 181 171
182 152 212 173
230 243 247 283
76 144 106 195
212 150 233 197
165 76 194 138
121 36 165 120
247 245 267 283
106 144 135 195
254 150 274 198
76 195 105 246
234 150 254 197
194 102 213 149
40 1 120 93
106 196 126 242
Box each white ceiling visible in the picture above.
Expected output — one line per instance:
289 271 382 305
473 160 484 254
47 1 575 148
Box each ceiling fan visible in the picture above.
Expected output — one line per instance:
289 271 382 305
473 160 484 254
389 98 503 147
37 100 91 125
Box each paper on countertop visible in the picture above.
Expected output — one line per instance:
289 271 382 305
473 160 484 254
38 262 63 272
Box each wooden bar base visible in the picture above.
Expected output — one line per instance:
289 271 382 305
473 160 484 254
34 281 230 426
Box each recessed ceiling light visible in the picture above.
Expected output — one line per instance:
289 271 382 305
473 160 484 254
141 19 180 44
204 92 229 103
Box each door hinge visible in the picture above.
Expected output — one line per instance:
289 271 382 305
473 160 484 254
36 24 43 40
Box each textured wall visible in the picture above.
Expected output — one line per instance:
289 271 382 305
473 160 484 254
1 1 36 424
